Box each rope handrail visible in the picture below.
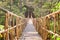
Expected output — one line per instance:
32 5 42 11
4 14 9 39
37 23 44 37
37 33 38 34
33 10 60 40
0 7 8 12
35 18 60 37
0 7 27 40
41 26 60 37
41 10 60 18
42 10 60 36
40 10 60 38
0 7 23 19
0 22 25 33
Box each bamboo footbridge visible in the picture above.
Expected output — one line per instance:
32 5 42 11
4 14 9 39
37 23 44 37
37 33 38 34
0 7 60 40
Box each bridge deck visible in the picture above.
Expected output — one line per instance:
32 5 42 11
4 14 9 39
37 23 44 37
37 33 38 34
19 19 42 40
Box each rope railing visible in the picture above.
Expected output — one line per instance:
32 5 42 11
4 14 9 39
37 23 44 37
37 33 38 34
40 18 60 37
0 23 25 33
33 10 60 40
0 7 22 18
40 26 60 37
0 7 27 40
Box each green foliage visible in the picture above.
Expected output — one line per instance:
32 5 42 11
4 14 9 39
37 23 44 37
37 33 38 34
56 37 60 40
13 0 18 6
0 25 4 40
50 21 54 31
0 17 4 25
0 11 5 25
34 0 40 3
34 7 40 18
11 5 20 14
0 33 4 40
48 20 60 40
51 2 60 12
42 2 51 9
51 35 60 40
0 25 4 31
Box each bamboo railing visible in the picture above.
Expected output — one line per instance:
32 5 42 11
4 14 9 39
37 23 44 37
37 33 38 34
1 7 60 40
0 8 27 40
33 10 60 40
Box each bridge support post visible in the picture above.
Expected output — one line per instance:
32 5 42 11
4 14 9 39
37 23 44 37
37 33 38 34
53 14 56 40
15 17 20 40
5 13 9 40
41 17 49 40
9 15 15 40
58 14 60 34
19 19 22 37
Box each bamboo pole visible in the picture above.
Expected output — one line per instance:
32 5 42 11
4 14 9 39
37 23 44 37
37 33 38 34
58 14 60 35
9 15 15 40
5 13 9 40
16 17 19 40
53 14 56 40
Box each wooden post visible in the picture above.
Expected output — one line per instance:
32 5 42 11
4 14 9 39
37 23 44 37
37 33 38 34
42 17 47 40
19 18 22 37
16 17 18 38
38 18 43 37
9 15 15 40
17 17 20 37
5 13 9 40
53 14 56 40
44 17 49 40
58 14 60 34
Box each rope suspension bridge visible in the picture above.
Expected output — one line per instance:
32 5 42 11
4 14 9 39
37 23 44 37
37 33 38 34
0 7 60 40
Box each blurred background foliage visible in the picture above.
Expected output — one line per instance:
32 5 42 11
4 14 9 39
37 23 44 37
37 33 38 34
0 0 60 18
0 0 60 31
